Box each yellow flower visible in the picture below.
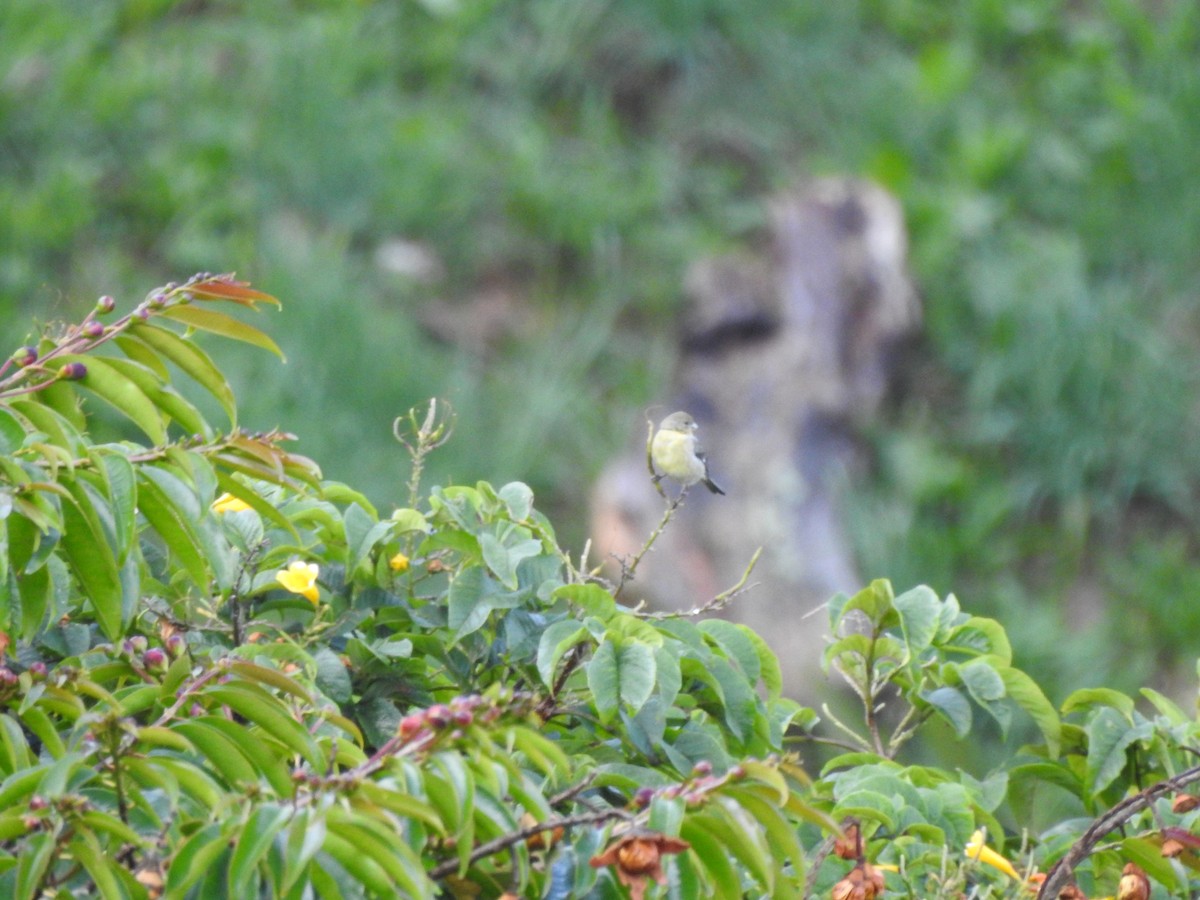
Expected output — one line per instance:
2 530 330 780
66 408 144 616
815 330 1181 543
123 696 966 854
211 492 252 514
964 829 1022 881
277 561 320 604
389 552 410 573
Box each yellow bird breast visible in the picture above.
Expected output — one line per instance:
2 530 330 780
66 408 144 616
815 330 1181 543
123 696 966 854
652 429 704 485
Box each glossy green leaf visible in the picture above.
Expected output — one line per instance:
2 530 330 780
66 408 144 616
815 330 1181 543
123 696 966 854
172 719 261 788
127 322 236 424
344 502 391 576
228 803 291 897
14 831 54 900
54 354 167 444
997 664 1061 757
587 638 656 722
98 451 137 564
59 479 127 640
206 682 324 769
921 686 972 737
136 469 211 589
100 355 210 436
552 583 616 620
1061 687 1135 718
536 619 588 687
1085 706 1151 796
161 305 285 358
320 831 394 895
679 816 742 897
325 814 434 899
726 787 807 890
893 584 942 655
166 822 230 895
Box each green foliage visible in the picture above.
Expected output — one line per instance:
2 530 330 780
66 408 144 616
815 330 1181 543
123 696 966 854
5 2 1200 713
4 284 1200 898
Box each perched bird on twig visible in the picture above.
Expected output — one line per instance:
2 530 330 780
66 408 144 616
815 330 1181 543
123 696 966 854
650 411 725 495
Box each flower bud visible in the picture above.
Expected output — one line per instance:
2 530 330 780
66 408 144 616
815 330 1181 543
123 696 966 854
1172 794 1200 814
83 321 104 338
143 648 167 671
1117 862 1150 900
692 760 713 777
96 295 116 314
11 346 37 367
426 704 452 729
633 787 655 808
398 714 425 740
165 633 187 657
58 362 87 381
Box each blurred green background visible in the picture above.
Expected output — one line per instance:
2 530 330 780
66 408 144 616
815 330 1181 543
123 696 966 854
4 0 1200 701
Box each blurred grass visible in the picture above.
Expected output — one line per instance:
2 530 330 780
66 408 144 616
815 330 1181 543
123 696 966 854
3 0 1200 696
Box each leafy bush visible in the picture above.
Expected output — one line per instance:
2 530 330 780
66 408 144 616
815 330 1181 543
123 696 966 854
1 280 1199 898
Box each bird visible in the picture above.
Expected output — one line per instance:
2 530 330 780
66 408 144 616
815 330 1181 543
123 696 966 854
650 411 725 495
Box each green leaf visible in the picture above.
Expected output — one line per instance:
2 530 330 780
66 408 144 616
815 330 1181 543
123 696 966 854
206 682 324 769
894 584 942 655
280 809 327 895
161 305 285 358
172 719 262 788
166 822 230 895
922 686 973 737
552 583 616 620
699 619 761 683
480 532 541 590
388 506 429 533
498 481 534 520
0 715 32 776
587 639 656 721
325 814 434 899
1062 687 1135 718
344 502 390 575
679 816 742 898
54 354 167 444
98 451 137 564
320 831 394 895
100 355 210 436
1085 706 1150 796
694 801 776 894
836 578 897 631
312 646 352 703
997 664 1061 757
127 322 236 424
945 616 1012 664
137 469 211 589
228 804 291 897
727 786 807 888
1140 687 1188 725
15 831 55 900
0 409 27 455
958 659 1006 704
59 479 128 640
536 619 588 687
227 661 314 704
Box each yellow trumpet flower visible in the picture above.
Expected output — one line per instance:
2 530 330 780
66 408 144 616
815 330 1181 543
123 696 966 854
277 561 320 604
211 492 252 514
964 829 1022 882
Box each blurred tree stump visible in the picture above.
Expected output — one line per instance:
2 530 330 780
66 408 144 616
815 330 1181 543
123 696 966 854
591 178 920 698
